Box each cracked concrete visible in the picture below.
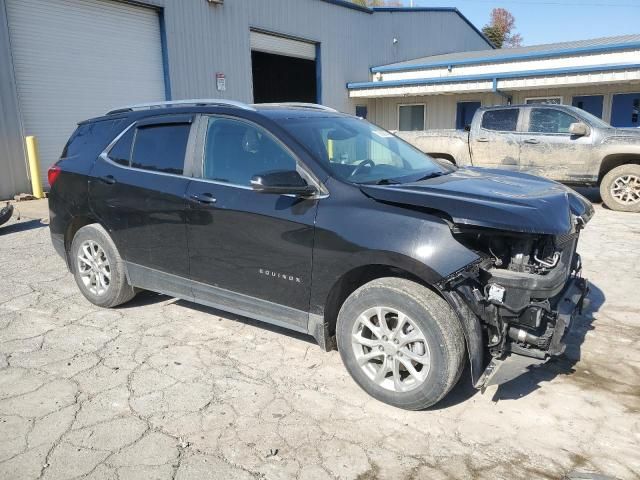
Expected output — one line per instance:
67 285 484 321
0 198 639 480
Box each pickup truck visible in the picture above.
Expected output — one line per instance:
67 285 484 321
397 104 640 212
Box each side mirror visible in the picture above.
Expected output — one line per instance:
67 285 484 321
569 122 590 137
250 170 318 197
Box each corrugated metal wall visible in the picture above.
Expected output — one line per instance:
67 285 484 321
368 82 640 131
0 0 28 200
0 0 491 199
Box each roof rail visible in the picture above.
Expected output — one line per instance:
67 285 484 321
255 102 338 112
107 98 255 115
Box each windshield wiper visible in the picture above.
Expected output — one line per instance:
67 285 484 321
414 172 446 182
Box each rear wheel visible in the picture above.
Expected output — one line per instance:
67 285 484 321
70 224 136 308
600 164 640 212
336 278 465 410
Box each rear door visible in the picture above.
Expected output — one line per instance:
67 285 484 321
471 108 522 170
89 115 195 295
184 115 320 331
518 107 595 182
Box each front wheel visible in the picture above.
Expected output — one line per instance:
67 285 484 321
600 164 640 212
336 278 465 410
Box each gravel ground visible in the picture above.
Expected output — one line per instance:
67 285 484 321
0 198 638 480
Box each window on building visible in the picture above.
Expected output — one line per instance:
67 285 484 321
109 127 134 167
204 117 297 186
131 123 190 175
398 104 425 131
525 97 562 105
481 109 519 132
528 108 577 134
355 105 368 119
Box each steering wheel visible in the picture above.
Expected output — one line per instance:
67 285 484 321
349 159 375 178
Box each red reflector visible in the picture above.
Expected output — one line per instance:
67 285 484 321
47 165 61 186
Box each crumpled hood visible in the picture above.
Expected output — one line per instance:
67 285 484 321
360 167 594 235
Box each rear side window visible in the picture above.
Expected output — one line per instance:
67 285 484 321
61 120 120 159
131 124 190 175
481 109 519 132
109 128 134 166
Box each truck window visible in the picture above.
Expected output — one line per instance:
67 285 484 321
481 109 519 132
528 108 577 134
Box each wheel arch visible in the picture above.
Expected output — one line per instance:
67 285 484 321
598 154 640 183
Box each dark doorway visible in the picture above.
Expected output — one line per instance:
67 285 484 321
456 101 481 130
251 51 317 104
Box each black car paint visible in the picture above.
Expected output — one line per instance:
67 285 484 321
49 105 593 388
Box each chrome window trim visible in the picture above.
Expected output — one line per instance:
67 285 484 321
196 114 329 199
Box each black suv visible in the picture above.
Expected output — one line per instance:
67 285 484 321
49 100 593 410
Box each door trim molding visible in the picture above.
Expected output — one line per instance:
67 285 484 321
126 262 310 334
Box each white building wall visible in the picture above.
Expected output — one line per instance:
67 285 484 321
367 82 640 131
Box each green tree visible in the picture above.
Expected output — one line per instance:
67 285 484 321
482 8 523 49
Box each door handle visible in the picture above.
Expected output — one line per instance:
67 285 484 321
524 138 540 144
98 175 116 185
188 193 217 204
476 137 489 143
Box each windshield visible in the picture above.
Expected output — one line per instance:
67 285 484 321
577 109 611 129
280 116 446 184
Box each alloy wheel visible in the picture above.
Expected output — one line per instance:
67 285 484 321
77 240 111 296
611 174 640 206
351 306 431 393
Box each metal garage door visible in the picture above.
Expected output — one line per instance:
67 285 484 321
250 31 316 61
6 0 166 186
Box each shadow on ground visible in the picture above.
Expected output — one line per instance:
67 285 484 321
115 278 606 409
0 219 48 235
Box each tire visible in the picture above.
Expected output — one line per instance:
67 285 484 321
70 224 136 308
336 278 465 410
600 164 640 213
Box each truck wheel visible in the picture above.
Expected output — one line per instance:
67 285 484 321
600 164 640 212
336 278 465 410
70 224 136 308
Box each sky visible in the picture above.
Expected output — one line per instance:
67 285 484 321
410 0 640 46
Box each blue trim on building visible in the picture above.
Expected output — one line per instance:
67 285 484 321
315 43 322 104
158 9 172 101
372 41 640 73
348 63 640 90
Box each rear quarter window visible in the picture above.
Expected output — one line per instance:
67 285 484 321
481 109 519 132
61 120 124 159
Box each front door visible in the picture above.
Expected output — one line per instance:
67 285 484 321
456 101 481 130
611 93 640 128
572 95 604 119
89 115 194 294
471 107 522 170
185 115 319 331
518 107 594 183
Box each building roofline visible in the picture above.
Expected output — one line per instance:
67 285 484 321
348 62 640 90
317 2 494 49
372 7 495 49
372 40 640 73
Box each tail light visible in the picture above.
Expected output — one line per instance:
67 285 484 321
47 165 62 186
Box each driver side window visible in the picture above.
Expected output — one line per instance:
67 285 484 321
204 117 297 186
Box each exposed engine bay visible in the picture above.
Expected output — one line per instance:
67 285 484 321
442 221 589 387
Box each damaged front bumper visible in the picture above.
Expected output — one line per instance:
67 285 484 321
474 275 589 390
